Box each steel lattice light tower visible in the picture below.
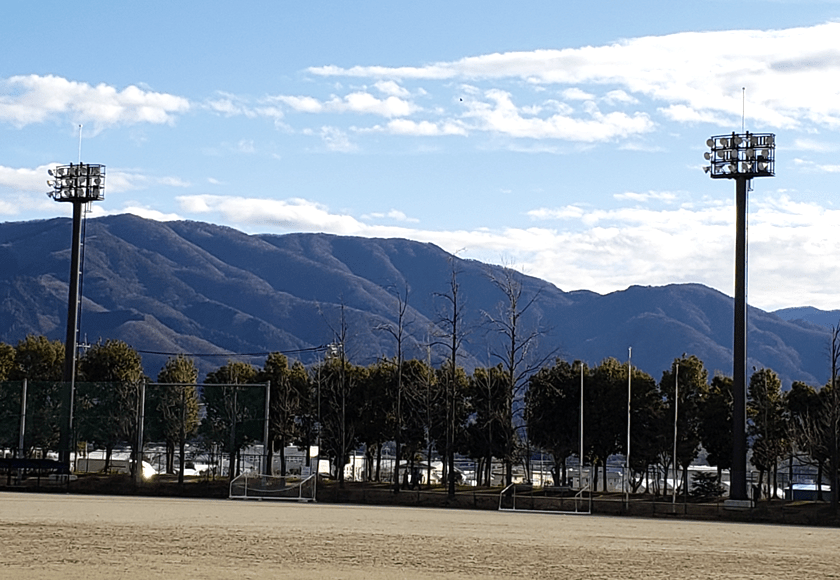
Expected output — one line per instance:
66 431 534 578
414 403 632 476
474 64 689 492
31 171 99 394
47 163 106 469
704 132 775 505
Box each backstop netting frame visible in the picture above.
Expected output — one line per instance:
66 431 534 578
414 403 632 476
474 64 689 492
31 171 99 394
229 472 317 502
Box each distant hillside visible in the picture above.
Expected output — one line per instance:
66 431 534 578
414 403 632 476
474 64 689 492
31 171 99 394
0 214 831 387
774 306 840 330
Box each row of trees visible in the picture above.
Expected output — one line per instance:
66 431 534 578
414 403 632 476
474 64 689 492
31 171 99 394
2 332 839 505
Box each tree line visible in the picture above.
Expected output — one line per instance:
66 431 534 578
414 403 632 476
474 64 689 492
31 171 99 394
2 331 840 506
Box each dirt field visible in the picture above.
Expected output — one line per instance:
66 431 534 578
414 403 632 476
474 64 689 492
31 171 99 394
1 493 838 579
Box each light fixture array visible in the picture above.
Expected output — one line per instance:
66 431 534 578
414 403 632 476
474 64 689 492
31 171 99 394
703 132 775 179
47 163 106 202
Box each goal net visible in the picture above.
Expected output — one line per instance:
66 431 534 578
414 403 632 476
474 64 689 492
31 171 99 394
229 473 316 502
498 483 592 515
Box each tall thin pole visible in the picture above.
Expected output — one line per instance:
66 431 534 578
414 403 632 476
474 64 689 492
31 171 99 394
134 380 146 484
263 381 271 476
18 379 27 458
673 362 679 509
579 362 584 490
626 347 632 507
59 200 84 469
731 176 749 501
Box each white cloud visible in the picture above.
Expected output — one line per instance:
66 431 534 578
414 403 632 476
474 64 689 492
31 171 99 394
319 126 356 152
794 158 840 173
361 209 419 223
378 119 467 136
104 171 192 193
236 140 256 154
86 204 182 222
158 176 192 188
169 191 840 311
309 22 840 131
612 191 678 203
374 80 410 98
463 89 654 141
0 163 53 192
0 164 59 215
206 92 259 118
562 88 594 101
176 195 365 233
792 138 837 152
527 206 586 220
0 75 190 131
0 163 187 200
603 90 637 105
272 91 418 118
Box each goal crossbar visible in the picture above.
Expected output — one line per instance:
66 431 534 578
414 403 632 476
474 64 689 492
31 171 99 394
498 483 592 515
230 473 316 502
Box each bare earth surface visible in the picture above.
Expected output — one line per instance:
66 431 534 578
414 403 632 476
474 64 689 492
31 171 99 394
1 493 839 579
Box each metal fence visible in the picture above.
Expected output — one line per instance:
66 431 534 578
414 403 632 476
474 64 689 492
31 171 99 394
0 379 830 499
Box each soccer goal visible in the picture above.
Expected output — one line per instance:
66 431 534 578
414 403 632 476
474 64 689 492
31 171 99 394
229 473 317 502
498 483 592 515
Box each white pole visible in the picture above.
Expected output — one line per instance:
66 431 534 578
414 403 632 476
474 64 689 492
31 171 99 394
626 347 631 507
18 379 27 458
263 381 271 476
672 362 679 510
579 362 584 490
135 380 146 484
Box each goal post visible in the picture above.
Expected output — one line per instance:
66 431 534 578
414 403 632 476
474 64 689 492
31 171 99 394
229 472 317 502
498 483 592 515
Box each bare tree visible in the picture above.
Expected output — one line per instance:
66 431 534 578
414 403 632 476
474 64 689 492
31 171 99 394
319 301 363 488
433 258 468 497
375 284 411 493
483 266 553 486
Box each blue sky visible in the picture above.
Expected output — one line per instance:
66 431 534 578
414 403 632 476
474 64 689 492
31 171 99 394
3 1 840 311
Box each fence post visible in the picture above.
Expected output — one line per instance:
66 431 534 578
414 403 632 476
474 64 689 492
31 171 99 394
263 381 271 476
18 379 27 458
134 380 146 484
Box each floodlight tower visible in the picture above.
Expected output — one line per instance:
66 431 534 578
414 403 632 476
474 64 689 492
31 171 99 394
704 132 775 505
47 163 106 469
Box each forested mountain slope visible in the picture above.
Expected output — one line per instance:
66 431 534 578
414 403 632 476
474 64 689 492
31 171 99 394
0 214 829 386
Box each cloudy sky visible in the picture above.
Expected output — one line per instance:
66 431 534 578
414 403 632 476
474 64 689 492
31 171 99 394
3 1 840 311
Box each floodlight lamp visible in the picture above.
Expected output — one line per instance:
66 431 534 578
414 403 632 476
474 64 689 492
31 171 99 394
734 136 743 145
706 138 715 147
703 166 711 173
704 152 711 160
48 169 55 177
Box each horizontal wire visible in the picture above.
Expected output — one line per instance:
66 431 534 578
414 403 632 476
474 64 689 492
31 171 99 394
135 345 330 358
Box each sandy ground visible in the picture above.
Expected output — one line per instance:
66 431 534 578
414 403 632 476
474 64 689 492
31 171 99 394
1 493 839 579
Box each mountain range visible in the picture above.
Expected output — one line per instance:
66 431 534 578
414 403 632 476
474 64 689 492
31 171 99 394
0 214 833 388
